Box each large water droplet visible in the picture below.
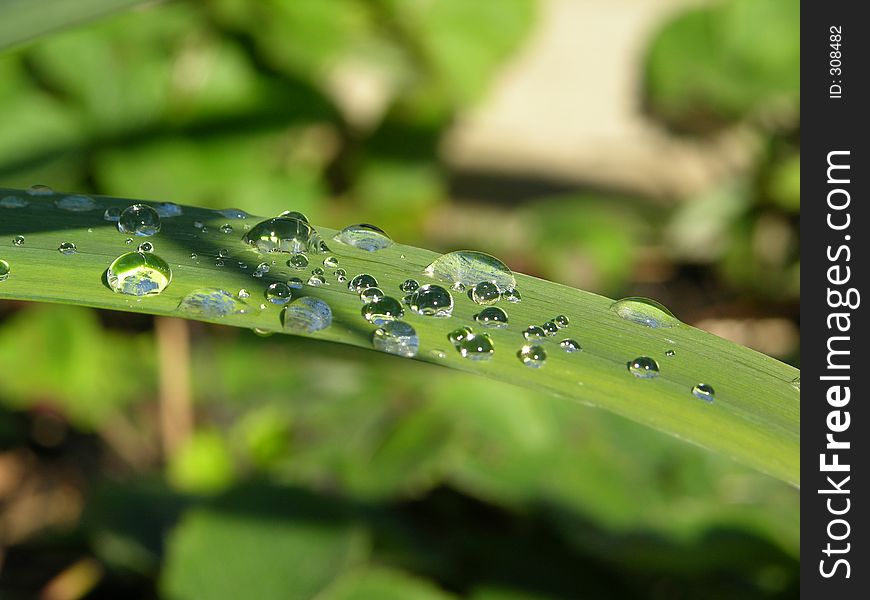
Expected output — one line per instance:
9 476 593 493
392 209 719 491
611 297 679 328
372 321 419 357
471 281 500 305
107 252 172 296
348 273 378 293
627 356 659 379
423 251 516 292
0 259 10 281
333 223 393 252
282 297 332 334
178 289 247 317
154 202 182 218
243 217 325 254
518 344 546 368
26 184 54 196
454 331 495 361
560 339 582 352
475 306 508 328
1 196 28 208
118 204 161 236
692 383 715 402
12 235 24 246
56 194 97 211
265 282 293 304
58 242 77 255
406 284 454 317
362 296 404 325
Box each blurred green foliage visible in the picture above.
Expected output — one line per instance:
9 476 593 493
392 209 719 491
0 0 798 598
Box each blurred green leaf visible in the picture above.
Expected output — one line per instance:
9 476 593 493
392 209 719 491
168 429 237 494
320 567 457 600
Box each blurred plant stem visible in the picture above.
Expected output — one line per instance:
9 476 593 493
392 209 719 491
155 317 192 460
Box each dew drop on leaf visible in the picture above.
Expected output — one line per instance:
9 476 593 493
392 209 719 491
360 287 384 302
554 315 569 328
372 321 419 357
12 235 24 246
217 208 249 219
58 242 77 255
454 331 495 361
56 194 97 211
560 339 582 352
323 256 339 268
238 288 250 298
281 297 333 334
103 207 121 221
1 196 28 208
0 259 10 282
406 284 454 317
26 184 54 196
243 217 325 254
501 288 522 303
611 297 679 328
178 289 247 317
265 282 293 305
137 241 154 252
541 321 558 336
692 383 715 402
348 273 378 293
475 306 509 328
287 277 304 289
518 344 547 368
523 325 546 340
400 279 419 293
447 326 474 345
279 210 309 223
423 251 516 292
362 296 404 325
627 356 660 379
118 204 161 236
471 281 500 305
307 274 327 286
333 223 393 251
287 254 309 270
220 224 234 234
665 349 676 357
107 251 172 296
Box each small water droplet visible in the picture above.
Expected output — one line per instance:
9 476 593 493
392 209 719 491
252 262 270 278
1 196 28 208
790 377 800 391
265 282 293 304
406 284 454 317
193 220 204 229
190 252 198 260
692 383 715 402
178 289 247 317
611 297 679 328
56 194 97 211
360 287 384 302
118 204 161 236
26 184 54 196
541 321 558 336
243 217 326 254
282 297 333 334
400 279 419 293
502 288 522 303
474 306 509 328
238 288 250 298
348 273 378 293
287 254 309 270
518 344 546 368
12 235 24 246
154 202 182 218
279 210 309 223
372 321 419 357
627 356 660 379
452 282 466 292
287 277 304 289
252 328 273 337
471 281 500 305
217 208 249 219
125 238 133 245
137 241 154 252
665 349 676 357
454 331 495 361
333 223 393 251
107 252 172 296
560 339 582 352
523 326 546 340
58 241 77 255
448 326 474 345
362 296 404 325
307 274 327 286
334 268 347 277
430 349 447 360
312 267 324 276
554 315 569 328
424 251 516 292
220 223 234 234
0 259 10 281
323 256 339 268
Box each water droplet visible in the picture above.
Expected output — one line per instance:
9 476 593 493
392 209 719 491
252 328 273 337
627 356 660 379
333 223 393 252
554 315 569 328
287 254 309 270
372 321 419 357
307 274 327 286
611 297 679 328
279 210 309 223
560 339 582 352
423 251 516 292
334 268 347 277
193 220 204 229
238 288 250 298
541 321 558 336
217 248 230 258
243 217 326 254
100 207 121 222
474 306 508 328
12 235 24 246
282 297 332 334
400 279 419 293
178 289 247 317
518 344 546 368
58 241 77 255
26 184 54 196
220 223 234 234
252 262 270 278
107 252 172 296
265 282 293 304
137 241 154 252
665 349 676 357
217 208 249 219
452 282 466 292
190 252 198 260
323 256 339 268
348 273 378 293
287 277 304 289
430 349 447 360
56 194 97 211
1 196 28 208
406 284 454 317
154 202 182 218
454 331 495 361
692 383 715 402
0 259 10 281
360 287 384 302
118 204 161 236
362 296 404 325
447 326 474 344
502 288 522 303
790 377 800 391
523 326 546 340
312 267 324 276
125 238 133 245
471 281 500 305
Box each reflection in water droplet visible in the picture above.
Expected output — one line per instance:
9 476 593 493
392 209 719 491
471 281 500 305
282 297 333 334
287 254 309 270
518 344 546 368
349 273 378 293
692 383 715 402
541 321 558 336
423 251 516 292
333 223 393 251
400 279 419 293
243 217 325 254
323 256 339 268
1 196 28 208
407 284 454 317
103 207 121 221
362 297 404 325
217 208 249 219
178 289 247 317
523 326 546 340
611 297 679 328
56 194 97 211
118 204 161 236
554 315 569 328
455 332 495 361
502 288 522 303
58 242 77 255
0 259 10 281
372 321 419 357
12 235 24 246
665 349 676 357
560 339 582 352
475 306 509 328
360 287 384 302
220 224 234 234
265 282 293 304
627 356 660 379
107 252 172 296
27 184 54 196
137 241 154 253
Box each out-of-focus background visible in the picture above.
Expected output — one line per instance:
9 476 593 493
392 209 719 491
0 0 799 598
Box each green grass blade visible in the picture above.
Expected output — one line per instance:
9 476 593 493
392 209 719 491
0 0 151 51
0 188 800 485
